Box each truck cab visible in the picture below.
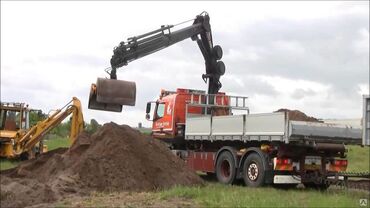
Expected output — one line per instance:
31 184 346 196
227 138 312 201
146 88 230 144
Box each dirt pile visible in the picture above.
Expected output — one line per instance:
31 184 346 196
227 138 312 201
0 123 203 207
275 109 322 122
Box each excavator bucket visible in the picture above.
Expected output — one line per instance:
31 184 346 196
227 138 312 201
88 78 136 112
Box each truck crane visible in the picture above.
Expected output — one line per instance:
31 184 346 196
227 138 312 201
88 11 225 112
88 12 368 189
0 97 84 159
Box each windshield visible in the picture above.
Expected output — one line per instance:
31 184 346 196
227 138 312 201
156 103 165 118
0 109 21 130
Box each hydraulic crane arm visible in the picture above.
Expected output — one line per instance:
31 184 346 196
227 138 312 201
88 12 225 112
15 97 84 155
109 12 225 94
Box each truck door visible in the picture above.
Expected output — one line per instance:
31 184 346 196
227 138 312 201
152 100 174 134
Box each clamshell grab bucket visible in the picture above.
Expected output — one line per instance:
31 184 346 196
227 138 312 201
88 78 136 112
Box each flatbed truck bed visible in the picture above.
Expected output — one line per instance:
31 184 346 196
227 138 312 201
185 112 362 144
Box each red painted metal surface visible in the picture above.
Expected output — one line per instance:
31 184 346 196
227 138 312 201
152 88 229 139
186 151 216 173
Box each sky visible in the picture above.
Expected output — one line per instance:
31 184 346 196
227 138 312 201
1 1 369 127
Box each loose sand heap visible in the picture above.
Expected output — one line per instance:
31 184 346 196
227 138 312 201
0 123 203 207
275 109 321 122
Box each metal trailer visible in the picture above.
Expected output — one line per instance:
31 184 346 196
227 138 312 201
179 93 364 188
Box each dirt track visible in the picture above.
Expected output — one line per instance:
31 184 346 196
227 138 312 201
0 123 203 207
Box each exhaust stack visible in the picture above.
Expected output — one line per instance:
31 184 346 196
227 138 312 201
88 78 136 112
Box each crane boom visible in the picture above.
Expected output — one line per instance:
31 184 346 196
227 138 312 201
88 12 225 112
109 12 225 95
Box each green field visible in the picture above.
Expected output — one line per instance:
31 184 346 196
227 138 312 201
44 137 71 150
0 159 20 171
56 183 369 207
159 183 369 208
346 145 370 172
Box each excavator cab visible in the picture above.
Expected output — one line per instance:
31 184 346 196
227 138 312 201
0 103 29 131
0 102 31 158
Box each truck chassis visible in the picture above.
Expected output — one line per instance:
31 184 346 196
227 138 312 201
167 93 364 188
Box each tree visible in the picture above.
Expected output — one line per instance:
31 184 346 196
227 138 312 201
49 119 71 138
29 110 47 127
86 119 101 134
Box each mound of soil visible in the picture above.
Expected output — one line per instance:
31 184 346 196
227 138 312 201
275 109 321 122
0 123 203 207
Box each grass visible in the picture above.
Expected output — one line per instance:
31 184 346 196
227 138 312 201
159 183 370 207
346 145 370 172
56 183 370 207
44 137 70 151
0 159 20 171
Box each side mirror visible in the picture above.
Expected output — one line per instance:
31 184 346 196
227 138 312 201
146 102 151 114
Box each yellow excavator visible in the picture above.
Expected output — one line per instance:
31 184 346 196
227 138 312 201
0 97 84 159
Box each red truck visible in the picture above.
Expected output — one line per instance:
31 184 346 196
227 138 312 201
88 12 365 189
143 88 362 189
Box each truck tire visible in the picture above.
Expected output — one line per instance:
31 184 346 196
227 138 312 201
216 151 236 184
242 153 265 187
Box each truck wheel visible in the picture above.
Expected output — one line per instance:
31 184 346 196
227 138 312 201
243 153 265 187
216 151 236 184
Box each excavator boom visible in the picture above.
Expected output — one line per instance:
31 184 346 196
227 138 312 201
19 97 84 152
89 12 225 112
